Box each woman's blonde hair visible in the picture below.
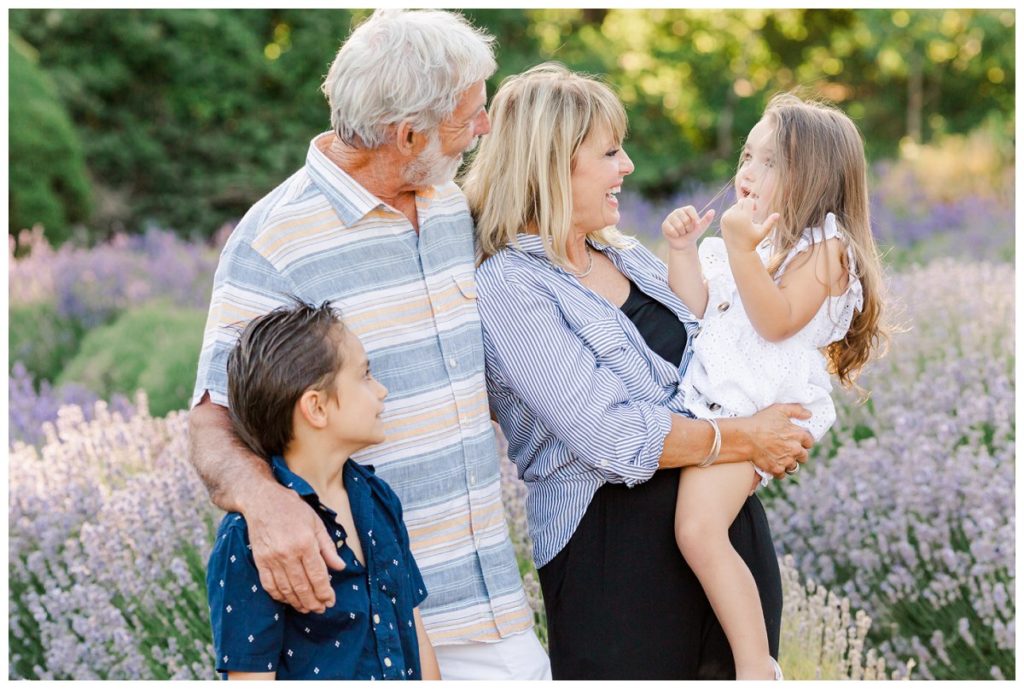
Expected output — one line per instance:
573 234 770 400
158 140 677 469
755 93 889 390
463 62 633 270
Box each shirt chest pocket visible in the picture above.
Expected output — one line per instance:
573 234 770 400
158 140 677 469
575 318 679 395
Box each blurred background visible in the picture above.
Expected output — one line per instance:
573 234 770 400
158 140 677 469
8 8 1015 681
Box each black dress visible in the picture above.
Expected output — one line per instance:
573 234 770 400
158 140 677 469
537 280 782 680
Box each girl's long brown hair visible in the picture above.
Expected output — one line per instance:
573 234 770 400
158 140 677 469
757 93 889 391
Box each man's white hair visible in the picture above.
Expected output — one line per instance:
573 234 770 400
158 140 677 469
322 9 497 149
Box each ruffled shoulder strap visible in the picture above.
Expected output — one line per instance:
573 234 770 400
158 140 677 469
778 212 853 276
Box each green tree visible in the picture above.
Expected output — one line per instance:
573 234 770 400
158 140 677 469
9 32 92 244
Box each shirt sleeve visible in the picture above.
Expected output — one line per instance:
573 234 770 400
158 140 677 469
191 228 299 409
206 517 286 674
476 266 671 487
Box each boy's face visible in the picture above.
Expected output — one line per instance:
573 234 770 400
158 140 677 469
325 331 388 451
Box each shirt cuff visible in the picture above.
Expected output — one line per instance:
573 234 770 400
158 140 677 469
619 404 672 488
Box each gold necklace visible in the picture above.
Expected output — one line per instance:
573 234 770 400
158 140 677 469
570 245 594 278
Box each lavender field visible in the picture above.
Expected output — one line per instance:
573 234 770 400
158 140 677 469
8 148 1015 679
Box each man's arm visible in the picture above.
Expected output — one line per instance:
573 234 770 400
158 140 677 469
189 393 345 613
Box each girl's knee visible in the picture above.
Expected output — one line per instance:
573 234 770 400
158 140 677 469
675 516 710 561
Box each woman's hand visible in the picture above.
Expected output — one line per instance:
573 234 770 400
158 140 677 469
720 197 779 253
742 403 814 478
662 205 715 252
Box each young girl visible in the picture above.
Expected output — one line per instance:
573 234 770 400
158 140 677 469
661 94 887 679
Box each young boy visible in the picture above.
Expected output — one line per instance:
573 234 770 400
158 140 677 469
206 300 440 680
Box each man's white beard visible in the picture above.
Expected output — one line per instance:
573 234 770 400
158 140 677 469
406 133 471 187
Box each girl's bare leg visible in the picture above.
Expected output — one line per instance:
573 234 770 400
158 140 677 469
676 462 776 680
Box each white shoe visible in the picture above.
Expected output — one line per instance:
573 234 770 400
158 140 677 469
770 657 784 680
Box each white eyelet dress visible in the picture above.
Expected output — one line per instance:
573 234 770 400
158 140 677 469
680 212 864 486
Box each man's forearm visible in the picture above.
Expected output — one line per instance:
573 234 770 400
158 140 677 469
188 395 277 515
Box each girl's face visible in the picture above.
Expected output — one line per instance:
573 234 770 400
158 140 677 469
569 126 635 238
324 331 388 451
735 117 778 223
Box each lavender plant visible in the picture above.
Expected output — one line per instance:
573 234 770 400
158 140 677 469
9 225 219 328
9 399 219 679
767 260 1015 680
8 362 135 448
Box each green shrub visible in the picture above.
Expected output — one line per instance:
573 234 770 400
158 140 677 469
9 302 87 384
57 303 206 417
9 32 92 245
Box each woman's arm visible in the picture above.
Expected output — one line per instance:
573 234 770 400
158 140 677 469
413 608 441 679
659 404 814 477
477 269 673 487
189 395 345 613
720 201 848 342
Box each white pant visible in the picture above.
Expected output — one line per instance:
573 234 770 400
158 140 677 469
434 630 551 680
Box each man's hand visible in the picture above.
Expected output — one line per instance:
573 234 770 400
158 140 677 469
245 479 347 614
745 403 814 478
662 205 715 252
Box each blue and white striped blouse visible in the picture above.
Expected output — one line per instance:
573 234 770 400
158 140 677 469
475 234 700 567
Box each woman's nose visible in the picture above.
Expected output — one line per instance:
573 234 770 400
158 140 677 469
620 149 635 175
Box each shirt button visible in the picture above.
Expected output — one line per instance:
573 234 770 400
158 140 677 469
709 402 722 411
384 658 393 668
373 614 381 624
449 357 458 368
717 301 731 312
468 473 476 486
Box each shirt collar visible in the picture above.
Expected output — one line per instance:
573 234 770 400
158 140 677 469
305 132 386 227
270 455 320 498
305 132 439 227
511 232 618 266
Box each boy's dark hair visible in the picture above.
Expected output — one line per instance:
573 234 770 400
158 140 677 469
227 298 347 460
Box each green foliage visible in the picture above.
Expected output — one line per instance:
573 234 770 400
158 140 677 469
57 304 206 416
8 32 92 244
9 9 1015 237
9 302 87 384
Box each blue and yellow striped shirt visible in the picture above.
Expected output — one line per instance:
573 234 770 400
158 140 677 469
193 133 533 644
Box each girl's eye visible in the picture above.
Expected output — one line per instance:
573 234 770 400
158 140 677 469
606 148 620 157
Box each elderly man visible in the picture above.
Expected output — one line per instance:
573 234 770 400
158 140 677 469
189 9 550 680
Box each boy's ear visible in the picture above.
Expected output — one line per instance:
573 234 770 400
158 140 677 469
296 389 329 429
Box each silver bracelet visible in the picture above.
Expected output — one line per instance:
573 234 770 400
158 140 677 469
697 417 721 468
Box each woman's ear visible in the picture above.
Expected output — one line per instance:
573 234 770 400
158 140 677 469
296 389 329 429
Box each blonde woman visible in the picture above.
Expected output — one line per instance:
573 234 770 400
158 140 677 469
462 62 813 680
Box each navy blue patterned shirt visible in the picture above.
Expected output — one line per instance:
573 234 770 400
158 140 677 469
206 456 428 679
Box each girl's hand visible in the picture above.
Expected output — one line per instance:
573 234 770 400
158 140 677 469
662 205 715 252
720 197 779 252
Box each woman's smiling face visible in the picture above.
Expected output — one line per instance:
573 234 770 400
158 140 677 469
569 126 635 238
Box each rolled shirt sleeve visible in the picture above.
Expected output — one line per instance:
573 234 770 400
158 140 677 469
477 269 671 487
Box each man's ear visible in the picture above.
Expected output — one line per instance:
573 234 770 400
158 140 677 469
296 389 329 429
394 120 422 156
